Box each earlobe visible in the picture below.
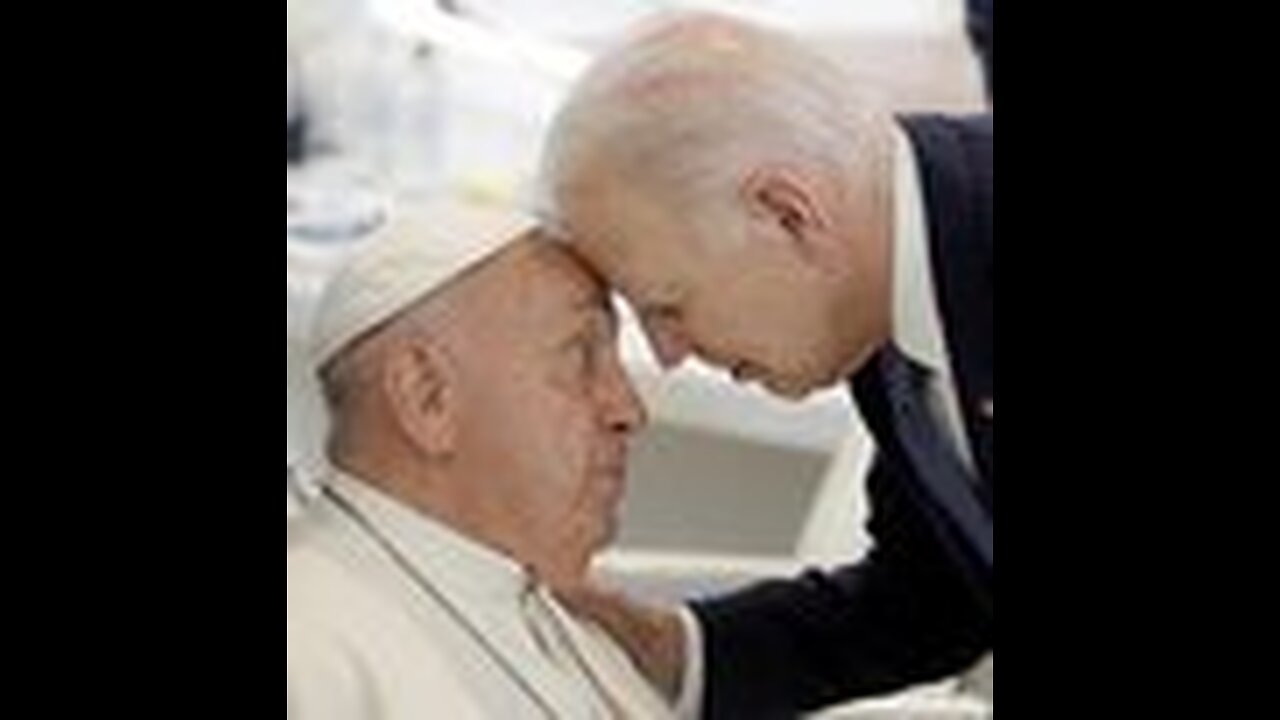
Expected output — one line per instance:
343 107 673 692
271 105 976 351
384 340 456 458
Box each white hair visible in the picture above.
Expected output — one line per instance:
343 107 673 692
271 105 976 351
539 11 887 222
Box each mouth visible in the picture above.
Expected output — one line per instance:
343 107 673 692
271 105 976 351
595 467 626 532
595 460 628 497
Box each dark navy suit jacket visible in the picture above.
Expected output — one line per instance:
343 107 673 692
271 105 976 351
692 114 994 719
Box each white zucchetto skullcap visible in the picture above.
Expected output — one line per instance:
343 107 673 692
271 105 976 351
310 198 536 367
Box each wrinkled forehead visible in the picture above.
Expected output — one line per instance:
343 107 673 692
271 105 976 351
555 180 654 261
459 237 615 332
524 239 611 309
556 188 702 304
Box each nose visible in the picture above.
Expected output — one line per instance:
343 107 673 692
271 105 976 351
598 352 648 434
641 315 692 370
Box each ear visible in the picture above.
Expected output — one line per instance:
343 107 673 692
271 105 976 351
382 339 456 459
740 165 836 263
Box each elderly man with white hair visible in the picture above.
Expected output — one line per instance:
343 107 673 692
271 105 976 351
540 11 992 720
286 200 675 720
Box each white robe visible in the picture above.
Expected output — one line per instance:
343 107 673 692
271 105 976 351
287 472 674 720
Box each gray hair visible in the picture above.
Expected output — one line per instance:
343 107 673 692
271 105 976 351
539 11 886 222
317 290 443 459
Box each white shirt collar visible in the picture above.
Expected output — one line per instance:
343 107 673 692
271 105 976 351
891 124 951 376
327 469 531 604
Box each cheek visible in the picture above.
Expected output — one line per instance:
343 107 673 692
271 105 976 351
521 395 597 502
704 280 794 358
461 375 571 481
542 396 615 500
525 405 614 572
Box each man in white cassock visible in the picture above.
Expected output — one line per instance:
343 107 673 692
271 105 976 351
286 199 674 720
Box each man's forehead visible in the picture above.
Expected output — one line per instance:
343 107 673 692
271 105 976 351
507 240 611 316
557 203 648 282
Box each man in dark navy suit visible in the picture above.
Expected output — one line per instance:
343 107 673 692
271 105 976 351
540 11 992 719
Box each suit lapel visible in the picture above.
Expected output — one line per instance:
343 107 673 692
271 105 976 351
907 115 994 495
879 348 993 574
